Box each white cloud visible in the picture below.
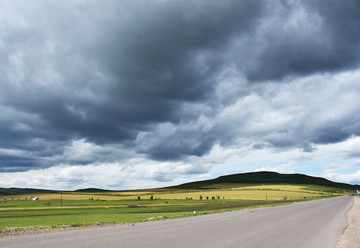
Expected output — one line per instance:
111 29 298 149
352 159 360 167
62 139 102 162
196 173 212 180
326 170 360 185
313 135 360 160
1 135 360 190
325 162 343 171
254 162 295 174
0 164 129 190
0 157 213 190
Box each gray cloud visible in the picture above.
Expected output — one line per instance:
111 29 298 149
242 0 360 82
1 0 360 176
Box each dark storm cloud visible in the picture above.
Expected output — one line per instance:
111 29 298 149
1 0 360 173
0 154 40 172
0 0 265 171
310 117 360 145
89 0 264 127
244 0 360 82
136 123 217 160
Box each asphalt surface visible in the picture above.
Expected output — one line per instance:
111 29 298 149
1 196 354 248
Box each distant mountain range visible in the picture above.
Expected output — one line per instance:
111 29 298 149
0 171 359 195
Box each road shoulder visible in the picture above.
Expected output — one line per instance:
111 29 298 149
337 197 360 248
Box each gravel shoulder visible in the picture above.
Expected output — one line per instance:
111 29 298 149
337 196 360 248
0 223 127 239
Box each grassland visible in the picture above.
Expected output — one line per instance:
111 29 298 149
0 184 351 234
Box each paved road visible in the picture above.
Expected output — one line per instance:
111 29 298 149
1 196 354 248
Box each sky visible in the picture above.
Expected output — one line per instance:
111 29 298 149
1 0 360 190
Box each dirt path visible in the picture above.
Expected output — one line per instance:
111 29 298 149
337 197 360 248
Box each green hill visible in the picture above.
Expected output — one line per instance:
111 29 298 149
168 171 360 190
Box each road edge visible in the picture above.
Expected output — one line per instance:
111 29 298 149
336 196 360 248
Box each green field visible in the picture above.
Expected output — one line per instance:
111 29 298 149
0 199 282 229
0 184 351 233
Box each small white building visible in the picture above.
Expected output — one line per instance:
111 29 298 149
31 197 39 201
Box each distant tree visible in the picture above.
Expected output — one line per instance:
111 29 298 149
200 195 203 200
137 196 141 200
150 195 154 200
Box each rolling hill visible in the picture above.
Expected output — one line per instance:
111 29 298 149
0 171 359 195
168 171 360 190
0 187 58 195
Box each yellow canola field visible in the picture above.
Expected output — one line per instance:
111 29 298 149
117 185 330 200
235 185 321 194
237 185 307 191
13 185 334 201
147 190 317 201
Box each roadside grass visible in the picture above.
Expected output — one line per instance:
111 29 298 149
0 184 352 233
